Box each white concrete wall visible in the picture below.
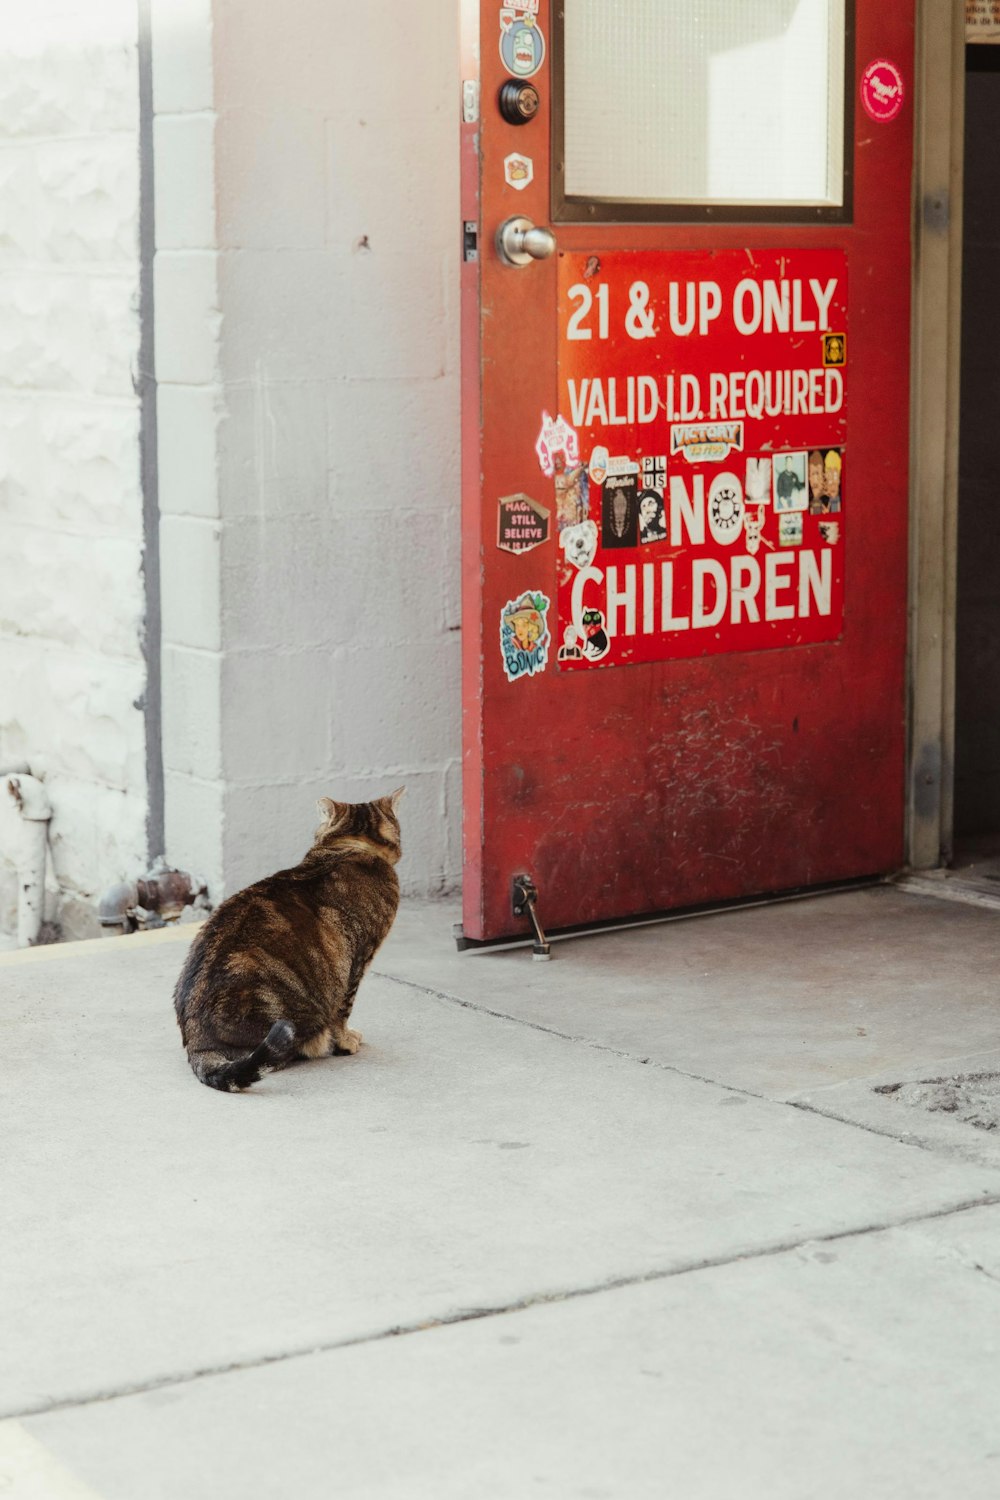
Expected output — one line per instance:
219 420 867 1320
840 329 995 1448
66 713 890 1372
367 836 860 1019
155 0 462 899
0 1 149 939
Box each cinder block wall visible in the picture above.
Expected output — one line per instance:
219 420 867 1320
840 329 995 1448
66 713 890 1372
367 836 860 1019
0 3 149 938
155 0 462 899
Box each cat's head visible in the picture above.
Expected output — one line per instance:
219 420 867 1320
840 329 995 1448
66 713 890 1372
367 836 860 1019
313 789 405 864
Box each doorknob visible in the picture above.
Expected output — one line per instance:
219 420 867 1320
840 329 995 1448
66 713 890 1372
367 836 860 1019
496 216 557 267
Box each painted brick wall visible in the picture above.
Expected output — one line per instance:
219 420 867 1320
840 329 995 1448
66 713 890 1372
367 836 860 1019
155 0 462 900
0 3 148 939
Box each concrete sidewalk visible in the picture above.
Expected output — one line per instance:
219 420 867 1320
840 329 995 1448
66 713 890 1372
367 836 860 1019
1 884 999 1498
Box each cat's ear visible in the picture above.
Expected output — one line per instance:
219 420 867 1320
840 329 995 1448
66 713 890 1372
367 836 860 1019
316 797 346 830
374 787 405 824
377 786 404 822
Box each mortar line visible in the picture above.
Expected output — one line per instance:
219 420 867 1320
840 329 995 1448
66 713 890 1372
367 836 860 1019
6 1191 1000 1426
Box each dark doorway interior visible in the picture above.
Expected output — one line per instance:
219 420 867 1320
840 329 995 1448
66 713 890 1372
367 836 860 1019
955 46 1000 863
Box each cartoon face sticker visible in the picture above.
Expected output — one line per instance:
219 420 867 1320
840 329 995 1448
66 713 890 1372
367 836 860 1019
500 11 545 78
559 519 598 571
807 450 825 510
509 610 542 652
557 625 583 662
500 591 551 682
579 607 610 662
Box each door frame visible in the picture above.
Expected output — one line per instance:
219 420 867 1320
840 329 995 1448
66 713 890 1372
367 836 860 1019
907 0 965 870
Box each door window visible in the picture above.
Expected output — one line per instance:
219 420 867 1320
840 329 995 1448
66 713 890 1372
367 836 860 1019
556 0 851 221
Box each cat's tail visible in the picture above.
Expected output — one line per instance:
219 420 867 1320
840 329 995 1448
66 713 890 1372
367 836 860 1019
190 1020 297 1093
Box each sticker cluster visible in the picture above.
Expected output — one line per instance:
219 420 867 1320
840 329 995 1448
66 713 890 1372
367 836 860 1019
550 428 845 670
495 248 849 681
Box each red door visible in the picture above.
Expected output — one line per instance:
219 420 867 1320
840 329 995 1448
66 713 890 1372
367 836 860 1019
461 2 913 943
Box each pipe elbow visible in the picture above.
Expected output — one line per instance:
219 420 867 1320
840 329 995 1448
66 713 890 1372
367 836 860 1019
98 880 141 933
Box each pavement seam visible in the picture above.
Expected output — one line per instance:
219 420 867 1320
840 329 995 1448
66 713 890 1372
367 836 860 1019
372 968 766 1097
7 1191 1000 1424
372 969 998 1162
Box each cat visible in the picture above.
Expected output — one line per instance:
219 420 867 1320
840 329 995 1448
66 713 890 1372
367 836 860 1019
174 791 403 1092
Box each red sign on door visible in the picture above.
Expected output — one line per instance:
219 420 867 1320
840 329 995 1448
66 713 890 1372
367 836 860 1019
552 250 848 671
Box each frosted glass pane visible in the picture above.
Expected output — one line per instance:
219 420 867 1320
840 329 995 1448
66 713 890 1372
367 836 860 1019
564 0 845 206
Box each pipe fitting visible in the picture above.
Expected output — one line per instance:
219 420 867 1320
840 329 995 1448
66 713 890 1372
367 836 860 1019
98 860 210 936
97 880 141 935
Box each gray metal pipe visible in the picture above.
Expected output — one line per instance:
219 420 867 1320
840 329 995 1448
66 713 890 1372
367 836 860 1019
4 773 52 947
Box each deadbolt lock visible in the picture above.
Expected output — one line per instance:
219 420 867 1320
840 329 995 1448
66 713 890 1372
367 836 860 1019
498 79 540 125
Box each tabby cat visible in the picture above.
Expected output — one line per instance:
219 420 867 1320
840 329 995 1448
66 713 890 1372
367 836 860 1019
174 791 403 1092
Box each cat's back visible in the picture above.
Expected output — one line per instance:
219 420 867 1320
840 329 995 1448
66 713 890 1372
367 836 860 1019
173 862 323 1015
175 852 397 1008
321 849 399 932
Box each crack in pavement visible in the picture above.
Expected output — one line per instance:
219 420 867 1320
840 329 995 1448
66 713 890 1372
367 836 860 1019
785 1095 1000 1168
6 1191 1000 1426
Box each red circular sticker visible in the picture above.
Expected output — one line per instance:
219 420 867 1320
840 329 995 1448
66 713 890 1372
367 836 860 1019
861 59 905 123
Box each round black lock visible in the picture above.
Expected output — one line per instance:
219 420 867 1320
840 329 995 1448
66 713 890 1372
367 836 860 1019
498 80 540 125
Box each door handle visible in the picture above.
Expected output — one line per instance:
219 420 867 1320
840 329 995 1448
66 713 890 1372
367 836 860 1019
496 216 557 267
